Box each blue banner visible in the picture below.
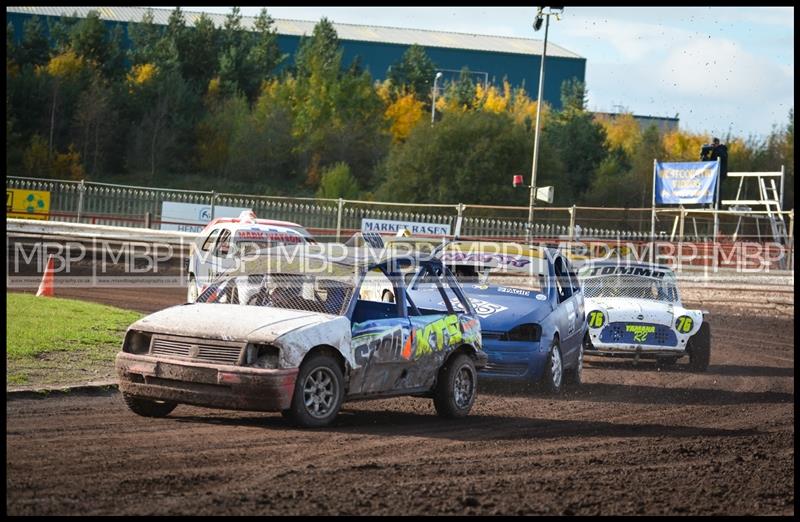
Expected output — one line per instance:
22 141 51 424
655 161 719 204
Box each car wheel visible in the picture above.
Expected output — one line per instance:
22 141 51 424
565 342 583 386
283 352 344 428
540 339 564 394
187 276 199 303
433 353 477 418
122 392 177 418
687 322 711 372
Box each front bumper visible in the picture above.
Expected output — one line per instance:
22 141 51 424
585 342 687 358
116 352 298 412
477 339 547 381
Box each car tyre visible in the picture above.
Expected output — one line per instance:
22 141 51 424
433 353 477 418
539 339 564 395
122 393 177 418
687 322 711 372
283 352 344 428
564 342 583 386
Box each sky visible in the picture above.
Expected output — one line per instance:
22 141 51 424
179 6 794 139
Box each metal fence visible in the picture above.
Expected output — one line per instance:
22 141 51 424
6 176 794 246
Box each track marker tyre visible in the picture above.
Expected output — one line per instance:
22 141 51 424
433 353 477 418
122 393 177 418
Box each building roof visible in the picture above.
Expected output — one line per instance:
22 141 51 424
6 6 584 59
594 111 679 122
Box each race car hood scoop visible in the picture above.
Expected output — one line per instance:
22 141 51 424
132 304 335 343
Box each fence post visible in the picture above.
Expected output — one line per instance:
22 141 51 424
455 203 464 238
678 206 685 272
210 190 216 220
144 211 151 229
76 179 86 223
336 198 344 242
788 209 794 272
568 205 576 240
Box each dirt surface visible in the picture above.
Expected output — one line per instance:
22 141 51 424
6 284 794 515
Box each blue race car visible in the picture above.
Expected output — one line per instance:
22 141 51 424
405 242 586 394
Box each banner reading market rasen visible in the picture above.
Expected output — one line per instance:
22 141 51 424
654 160 720 205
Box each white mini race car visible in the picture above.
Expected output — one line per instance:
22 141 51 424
187 211 315 302
578 261 710 371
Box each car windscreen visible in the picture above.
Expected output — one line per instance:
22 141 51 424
196 273 354 315
581 275 679 302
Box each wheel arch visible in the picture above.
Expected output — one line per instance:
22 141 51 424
301 344 348 375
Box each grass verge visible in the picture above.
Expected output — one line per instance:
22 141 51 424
7 293 142 388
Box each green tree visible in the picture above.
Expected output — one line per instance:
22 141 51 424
560 78 588 112
73 72 116 175
195 92 249 178
251 9 286 81
629 124 665 209
126 68 197 181
540 87 608 203
67 11 125 80
378 111 531 205
239 79 299 188
17 16 50 66
316 162 360 199
387 44 436 100
128 9 164 66
182 13 219 89
48 12 79 54
217 7 263 100
294 18 340 79
444 67 477 111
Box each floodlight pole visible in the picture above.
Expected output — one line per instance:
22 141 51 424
527 10 551 243
431 72 443 126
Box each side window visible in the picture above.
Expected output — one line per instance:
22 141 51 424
200 229 220 252
568 271 581 295
554 257 572 303
359 268 398 303
215 229 232 257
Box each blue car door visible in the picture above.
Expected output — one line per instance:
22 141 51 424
553 254 580 362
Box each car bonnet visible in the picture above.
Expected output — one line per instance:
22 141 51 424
130 303 336 343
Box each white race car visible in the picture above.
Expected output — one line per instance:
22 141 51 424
578 261 710 371
187 211 315 302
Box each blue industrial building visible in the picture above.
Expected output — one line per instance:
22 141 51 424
6 6 586 110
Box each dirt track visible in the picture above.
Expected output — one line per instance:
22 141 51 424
6 284 794 515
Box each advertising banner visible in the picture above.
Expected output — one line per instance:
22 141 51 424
7 189 50 220
655 161 719 205
361 218 451 236
160 202 251 232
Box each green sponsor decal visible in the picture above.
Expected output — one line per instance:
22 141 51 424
626 324 656 342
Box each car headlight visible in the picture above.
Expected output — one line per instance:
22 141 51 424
245 344 280 369
587 310 606 328
675 315 694 334
124 331 152 354
503 324 541 342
